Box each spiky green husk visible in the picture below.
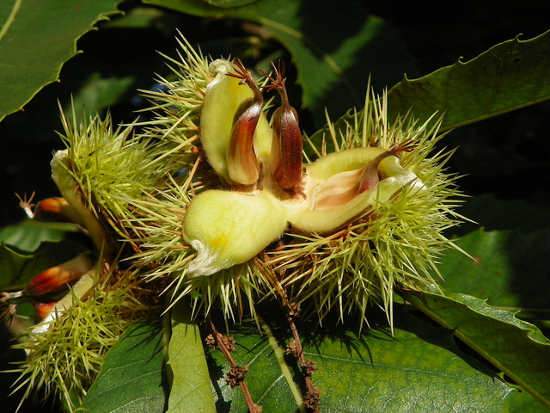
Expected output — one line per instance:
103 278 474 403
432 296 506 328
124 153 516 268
123 88 467 327
264 90 467 327
10 270 148 412
58 109 172 238
121 175 194 283
55 36 466 328
133 33 272 185
117 37 272 318
121 171 268 320
58 34 215 240
135 33 212 169
54 35 245 320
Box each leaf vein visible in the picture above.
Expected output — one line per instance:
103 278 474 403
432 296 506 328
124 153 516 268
86 370 160 401
0 0 22 42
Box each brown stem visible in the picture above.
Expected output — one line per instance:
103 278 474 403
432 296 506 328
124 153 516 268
227 59 263 103
268 279 320 412
209 320 262 413
287 314 319 412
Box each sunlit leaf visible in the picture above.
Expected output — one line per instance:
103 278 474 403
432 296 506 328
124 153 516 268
0 0 123 122
83 322 167 413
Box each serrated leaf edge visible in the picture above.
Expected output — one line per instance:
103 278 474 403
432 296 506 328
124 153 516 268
406 289 550 409
0 2 124 122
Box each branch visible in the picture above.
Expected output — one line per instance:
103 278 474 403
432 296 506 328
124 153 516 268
208 320 262 413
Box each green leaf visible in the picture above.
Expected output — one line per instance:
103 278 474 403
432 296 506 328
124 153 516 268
440 228 550 311
405 290 550 409
0 242 90 294
507 390 549 413
208 308 513 412
0 220 88 291
83 322 167 413
309 29 550 149
202 0 258 8
105 7 166 29
208 322 302 412
0 0 123 123
387 29 550 131
0 220 80 253
65 73 135 119
406 225 550 409
16 241 90 287
0 244 31 290
144 0 414 124
167 307 216 413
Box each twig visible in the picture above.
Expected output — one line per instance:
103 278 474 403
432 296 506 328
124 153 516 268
269 278 320 412
208 320 262 413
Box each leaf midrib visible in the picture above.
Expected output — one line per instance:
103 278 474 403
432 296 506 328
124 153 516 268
411 295 550 409
110 395 165 413
0 0 21 41
260 320 304 409
86 369 160 401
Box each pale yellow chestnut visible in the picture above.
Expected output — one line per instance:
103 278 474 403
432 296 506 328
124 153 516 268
183 189 287 276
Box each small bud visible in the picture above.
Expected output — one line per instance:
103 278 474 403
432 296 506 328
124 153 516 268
304 388 321 411
287 302 300 320
222 335 236 352
226 365 248 388
285 339 298 357
33 301 56 320
301 359 317 376
24 254 93 298
205 334 216 348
